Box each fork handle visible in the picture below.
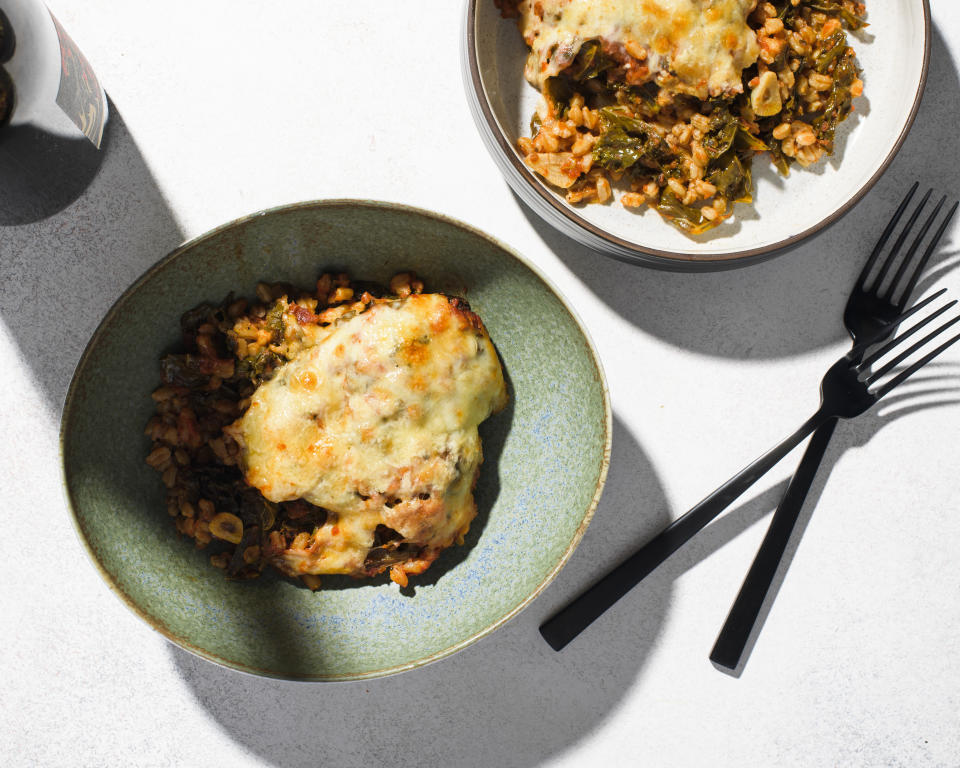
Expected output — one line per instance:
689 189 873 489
539 412 825 651
709 417 838 670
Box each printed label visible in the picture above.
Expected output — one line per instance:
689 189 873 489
50 11 105 148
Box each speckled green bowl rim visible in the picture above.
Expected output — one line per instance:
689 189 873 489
60 199 612 681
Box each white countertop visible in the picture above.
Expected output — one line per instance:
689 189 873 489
3 2 960 766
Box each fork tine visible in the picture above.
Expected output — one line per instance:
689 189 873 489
855 182 919 291
896 200 960 307
888 195 948 307
872 188 933 296
847 288 948 360
867 313 960 381
859 298 958 370
873 329 960 400
859 298 958 369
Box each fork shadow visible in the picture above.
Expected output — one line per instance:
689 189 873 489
914 252 960 297
709 377 960 677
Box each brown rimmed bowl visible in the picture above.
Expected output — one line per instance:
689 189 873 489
462 0 931 271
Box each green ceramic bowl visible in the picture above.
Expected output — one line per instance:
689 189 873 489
61 200 610 680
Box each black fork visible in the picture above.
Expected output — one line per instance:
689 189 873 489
539 292 960 652
710 185 960 671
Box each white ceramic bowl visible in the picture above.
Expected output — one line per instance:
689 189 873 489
462 0 931 271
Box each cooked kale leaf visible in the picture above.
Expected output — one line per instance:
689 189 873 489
593 107 675 173
656 189 709 232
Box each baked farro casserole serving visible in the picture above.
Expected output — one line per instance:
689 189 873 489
496 0 867 234
145 270 508 590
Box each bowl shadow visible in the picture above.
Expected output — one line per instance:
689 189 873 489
169 415 671 767
169 408 822 765
520 23 960 361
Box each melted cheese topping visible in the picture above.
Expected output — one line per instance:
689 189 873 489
517 0 759 98
232 294 508 576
